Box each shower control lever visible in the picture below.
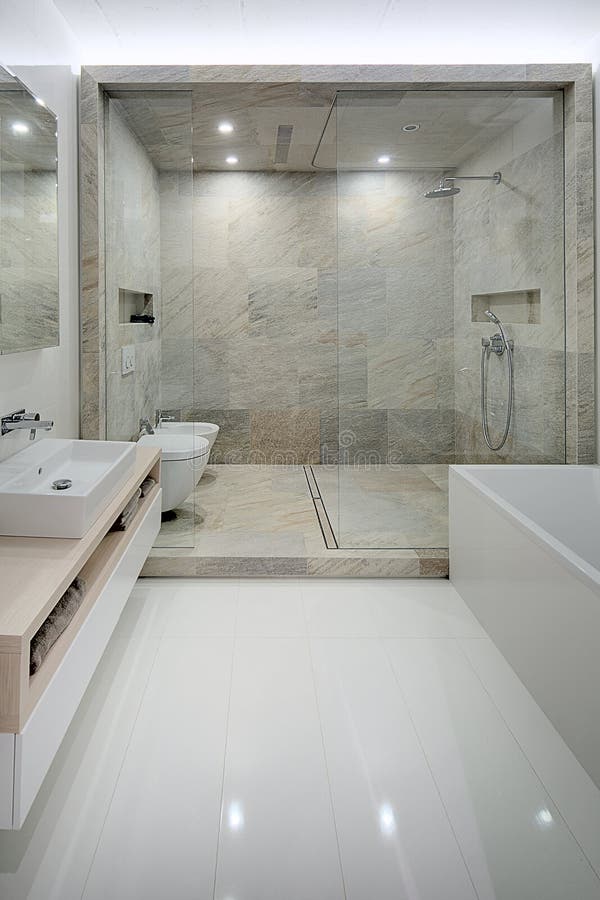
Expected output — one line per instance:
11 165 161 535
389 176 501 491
482 334 513 355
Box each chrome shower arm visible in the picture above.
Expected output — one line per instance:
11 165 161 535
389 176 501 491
443 172 502 184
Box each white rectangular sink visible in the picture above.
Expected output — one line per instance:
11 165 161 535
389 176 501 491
0 439 136 538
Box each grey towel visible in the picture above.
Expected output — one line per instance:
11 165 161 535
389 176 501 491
111 487 142 531
30 576 87 676
111 478 156 531
140 476 156 498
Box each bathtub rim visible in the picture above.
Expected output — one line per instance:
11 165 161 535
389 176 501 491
450 464 600 595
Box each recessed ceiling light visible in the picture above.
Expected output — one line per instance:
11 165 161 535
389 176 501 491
218 121 234 134
402 123 421 133
225 155 239 165
11 122 29 135
377 155 391 164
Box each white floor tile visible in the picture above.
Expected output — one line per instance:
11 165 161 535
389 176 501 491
460 637 600 877
214 637 345 900
82 637 233 900
116 580 239 638
311 638 477 900
4 577 600 900
162 585 238 637
0 636 159 900
302 581 378 637
385 638 600 900
369 580 487 638
236 580 305 637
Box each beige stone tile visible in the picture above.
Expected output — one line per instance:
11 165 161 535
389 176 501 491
250 410 320 465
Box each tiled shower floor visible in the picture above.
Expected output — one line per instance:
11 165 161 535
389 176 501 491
142 464 448 577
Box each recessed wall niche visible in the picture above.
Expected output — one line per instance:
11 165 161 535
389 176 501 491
471 289 541 325
118 288 154 324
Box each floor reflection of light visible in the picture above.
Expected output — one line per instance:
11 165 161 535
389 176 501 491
379 803 396 836
228 801 244 832
535 807 554 829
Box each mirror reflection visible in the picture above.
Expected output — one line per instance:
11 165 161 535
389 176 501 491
0 69 58 355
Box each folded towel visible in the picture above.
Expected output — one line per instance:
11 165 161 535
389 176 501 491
30 576 87 676
140 476 156 497
111 487 142 532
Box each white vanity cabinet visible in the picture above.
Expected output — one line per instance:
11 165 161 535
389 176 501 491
0 446 161 829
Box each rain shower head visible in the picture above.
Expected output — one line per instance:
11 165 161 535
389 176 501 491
424 170 502 199
424 179 461 199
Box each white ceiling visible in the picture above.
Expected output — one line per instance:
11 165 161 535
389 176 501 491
109 86 558 173
53 0 600 65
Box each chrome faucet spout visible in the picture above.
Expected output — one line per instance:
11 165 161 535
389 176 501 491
1 410 54 440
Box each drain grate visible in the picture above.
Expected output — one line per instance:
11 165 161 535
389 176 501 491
303 466 338 550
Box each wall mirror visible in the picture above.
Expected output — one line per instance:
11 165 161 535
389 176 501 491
0 66 59 355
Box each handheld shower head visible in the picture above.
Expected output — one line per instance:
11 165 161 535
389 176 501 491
485 309 500 325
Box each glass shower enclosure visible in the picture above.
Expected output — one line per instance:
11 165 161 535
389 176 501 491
103 84 567 556
315 88 566 549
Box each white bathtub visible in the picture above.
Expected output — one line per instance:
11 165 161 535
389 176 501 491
450 464 600 788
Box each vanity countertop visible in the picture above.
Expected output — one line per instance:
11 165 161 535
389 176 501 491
0 445 160 648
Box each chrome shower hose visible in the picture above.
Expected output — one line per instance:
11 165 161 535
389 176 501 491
480 337 514 451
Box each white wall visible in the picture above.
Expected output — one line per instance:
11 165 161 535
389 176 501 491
0 1 81 462
592 32 600 459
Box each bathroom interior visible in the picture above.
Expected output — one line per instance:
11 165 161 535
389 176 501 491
1 1 600 897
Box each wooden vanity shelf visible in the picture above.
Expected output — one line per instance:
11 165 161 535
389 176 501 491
0 445 161 829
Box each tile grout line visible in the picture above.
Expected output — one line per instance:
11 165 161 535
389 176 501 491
379 635 482 900
456 638 600 884
211 583 240 900
79 637 163 900
301 591 348 900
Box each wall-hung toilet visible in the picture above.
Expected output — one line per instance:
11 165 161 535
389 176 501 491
138 433 210 512
155 420 219 451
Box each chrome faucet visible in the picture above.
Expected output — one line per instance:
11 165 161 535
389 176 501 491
139 417 155 437
1 409 54 440
155 409 175 428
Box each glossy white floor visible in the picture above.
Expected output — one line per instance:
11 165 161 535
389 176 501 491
1 579 600 900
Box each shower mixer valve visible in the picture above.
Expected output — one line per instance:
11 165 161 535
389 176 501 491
482 333 514 355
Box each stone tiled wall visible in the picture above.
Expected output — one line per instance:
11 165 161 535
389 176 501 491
0 171 59 354
105 101 162 442
453 96 567 463
159 169 454 464
160 170 336 463
115 108 569 465
337 171 454 465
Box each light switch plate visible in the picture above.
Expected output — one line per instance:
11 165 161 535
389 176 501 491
121 344 135 375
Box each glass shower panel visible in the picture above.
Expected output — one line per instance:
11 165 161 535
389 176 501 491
104 91 195 548
335 89 566 549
